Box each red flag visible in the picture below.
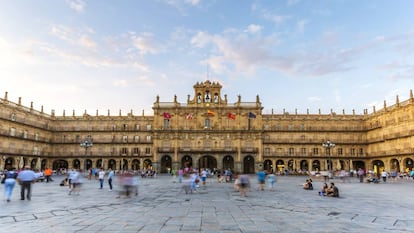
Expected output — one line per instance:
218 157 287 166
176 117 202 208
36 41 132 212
163 112 172 119
228 112 236 120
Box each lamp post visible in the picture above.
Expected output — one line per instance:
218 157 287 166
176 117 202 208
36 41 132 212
80 137 93 173
322 140 335 178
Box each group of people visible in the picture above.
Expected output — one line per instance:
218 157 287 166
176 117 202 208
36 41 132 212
318 182 340 197
1 166 39 202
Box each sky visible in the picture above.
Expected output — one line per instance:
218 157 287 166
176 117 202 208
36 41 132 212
1 0 414 116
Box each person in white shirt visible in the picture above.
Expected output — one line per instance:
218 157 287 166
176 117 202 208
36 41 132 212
98 168 106 189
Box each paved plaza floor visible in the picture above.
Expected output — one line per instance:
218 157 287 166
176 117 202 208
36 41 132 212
0 174 413 233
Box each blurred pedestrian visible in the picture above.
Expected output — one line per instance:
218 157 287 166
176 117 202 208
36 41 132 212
3 167 18 202
257 169 266 191
98 168 105 189
108 168 114 191
16 166 37 201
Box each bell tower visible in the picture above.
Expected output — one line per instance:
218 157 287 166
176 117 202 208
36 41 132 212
187 80 227 106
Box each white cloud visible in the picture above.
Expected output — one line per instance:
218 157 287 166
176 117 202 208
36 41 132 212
246 24 263 34
66 0 86 13
130 32 159 55
287 0 300 6
50 24 97 49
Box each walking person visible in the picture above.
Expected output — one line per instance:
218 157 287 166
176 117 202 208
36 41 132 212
257 169 266 191
44 167 53 182
16 166 37 201
3 167 18 202
108 168 114 191
98 168 105 189
357 168 364 183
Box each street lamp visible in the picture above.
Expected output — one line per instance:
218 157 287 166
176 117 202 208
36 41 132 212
80 137 93 173
322 140 335 178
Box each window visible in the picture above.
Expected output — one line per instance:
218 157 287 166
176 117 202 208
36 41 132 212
33 146 39 155
351 148 355 155
10 113 16 121
23 130 28 138
145 147 151 154
10 128 16 136
264 148 270 155
122 135 128 143
135 124 140 130
146 135 151 142
134 136 140 143
301 148 306 155
164 119 170 129
146 124 151 130
123 124 128 131
359 148 364 155
204 119 211 129
337 148 343 155
112 135 116 142
313 148 319 155
121 147 128 155
133 147 140 155
112 125 116 131
288 148 294 155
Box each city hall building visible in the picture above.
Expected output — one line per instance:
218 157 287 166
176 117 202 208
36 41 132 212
0 80 413 175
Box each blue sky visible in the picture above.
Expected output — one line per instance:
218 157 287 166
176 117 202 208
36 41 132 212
1 0 414 116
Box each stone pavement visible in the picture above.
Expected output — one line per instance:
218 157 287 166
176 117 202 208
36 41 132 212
0 174 414 233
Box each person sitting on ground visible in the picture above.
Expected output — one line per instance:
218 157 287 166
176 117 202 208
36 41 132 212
303 179 313 190
326 182 339 197
319 183 328 196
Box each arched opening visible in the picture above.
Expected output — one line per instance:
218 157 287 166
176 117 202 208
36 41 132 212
353 160 365 170
53 160 68 171
338 160 345 171
181 155 192 170
132 159 140 170
390 158 400 172
300 160 308 171
161 155 172 173
143 159 152 170
108 159 116 170
312 160 321 171
96 159 103 169
243 155 255 174
4 157 14 170
122 159 128 170
263 159 273 172
222 155 234 171
41 159 47 170
372 160 385 175
199 155 217 171
405 158 413 172
30 159 37 170
73 159 81 169
86 159 92 170
288 160 294 171
276 160 284 172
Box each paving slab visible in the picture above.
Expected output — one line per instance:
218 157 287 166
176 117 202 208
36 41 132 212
0 174 413 232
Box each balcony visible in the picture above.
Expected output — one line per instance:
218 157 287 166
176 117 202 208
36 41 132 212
178 147 237 153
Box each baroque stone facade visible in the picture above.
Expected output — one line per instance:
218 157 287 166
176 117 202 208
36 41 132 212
0 80 413 174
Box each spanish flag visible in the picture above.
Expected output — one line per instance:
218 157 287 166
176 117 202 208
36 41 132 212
228 112 236 120
207 110 215 116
